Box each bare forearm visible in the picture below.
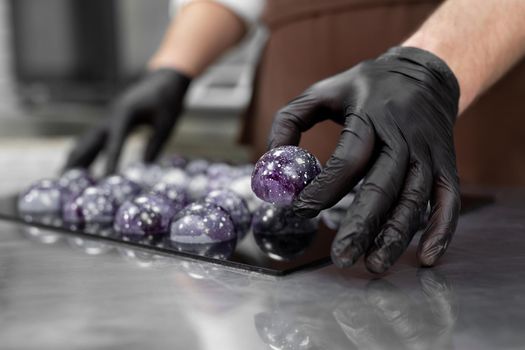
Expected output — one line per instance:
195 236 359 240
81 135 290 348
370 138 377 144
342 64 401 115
149 1 246 77
403 0 525 113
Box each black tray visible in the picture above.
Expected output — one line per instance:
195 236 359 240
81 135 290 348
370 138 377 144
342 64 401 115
0 193 493 276
0 195 336 276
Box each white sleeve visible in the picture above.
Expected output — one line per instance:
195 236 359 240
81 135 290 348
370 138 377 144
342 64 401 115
171 0 266 26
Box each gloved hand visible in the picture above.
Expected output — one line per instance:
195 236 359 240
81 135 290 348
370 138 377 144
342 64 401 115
64 68 191 174
268 47 461 273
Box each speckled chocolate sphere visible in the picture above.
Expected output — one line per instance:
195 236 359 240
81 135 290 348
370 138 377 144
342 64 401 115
251 146 321 206
206 175 231 193
98 175 142 205
206 163 232 179
114 193 177 238
251 203 318 260
251 203 319 236
160 168 189 188
229 164 255 179
169 202 236 244
187 174 209 201
151 182 189 213
205 189 251 239
161 154 187 168
62 194 84 224
72 186 117 224
185 159 209 176
228 175 265 212
18 179 70 214
121 163 164 188
58 168 95 196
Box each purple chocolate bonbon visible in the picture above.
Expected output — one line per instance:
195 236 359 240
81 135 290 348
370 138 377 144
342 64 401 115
187 174 209 201
185 159 209 176
98 175 142 205
206 163 232 179
151 182 189 214
62 195 84 224
251 203 319 236
58 168 95 196
205 189 251 239
69 186 117 224
160 168 189 188
121 163 164 188
228 175 265 212
251 146 321 206
161 154 187 168
114 193 177 237
18 179 70 214
251 203 318 260
169 202 236 244
229 164 255 179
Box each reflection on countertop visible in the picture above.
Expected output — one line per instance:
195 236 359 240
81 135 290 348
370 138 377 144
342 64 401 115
13 226 458 350
0 188 525 349
14 224 458 350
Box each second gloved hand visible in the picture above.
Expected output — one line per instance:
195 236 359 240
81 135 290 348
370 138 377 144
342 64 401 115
268 47 461 273
64 68 191 174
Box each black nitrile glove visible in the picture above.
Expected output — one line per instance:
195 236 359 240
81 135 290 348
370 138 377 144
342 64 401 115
268 47 461 273
64 68 191 174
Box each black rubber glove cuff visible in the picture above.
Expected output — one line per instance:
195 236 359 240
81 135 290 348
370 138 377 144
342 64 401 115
380 46 461 117
143 68 193 100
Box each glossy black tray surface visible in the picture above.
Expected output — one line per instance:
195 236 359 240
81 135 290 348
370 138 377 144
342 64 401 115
0 195 336 276
0 193 493 276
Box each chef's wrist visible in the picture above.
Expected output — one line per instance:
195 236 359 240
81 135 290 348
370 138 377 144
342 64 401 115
147 55 198 78
402 35 479 114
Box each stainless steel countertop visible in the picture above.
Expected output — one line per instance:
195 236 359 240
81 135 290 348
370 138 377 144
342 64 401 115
0 187 524 350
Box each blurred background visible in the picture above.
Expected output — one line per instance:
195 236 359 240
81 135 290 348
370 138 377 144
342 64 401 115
0 0 266 192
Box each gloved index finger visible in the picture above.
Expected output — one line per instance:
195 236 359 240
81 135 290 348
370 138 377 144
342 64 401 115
293 113 375 218
63 123 108 171
143 110 174 163
104 106 136 175
332 141 409 268
267 91 326 149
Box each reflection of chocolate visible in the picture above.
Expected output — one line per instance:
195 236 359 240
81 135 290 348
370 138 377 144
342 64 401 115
254 312 311 350
21 213 63 228
167 239 236 260
22 226 62 245
253 231 316 261
252 203 318 261
66 224 115 255
67 236 113 255
117 248 169 268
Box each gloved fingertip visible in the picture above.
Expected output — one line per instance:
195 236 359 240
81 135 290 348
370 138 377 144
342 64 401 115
266 139 279 151
417 236 450 267
331 252 355 268
104 163 117 176
292 192 322 217
365 251 390 274
292 205 319 218
142 153 156 164
331 241 361 268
